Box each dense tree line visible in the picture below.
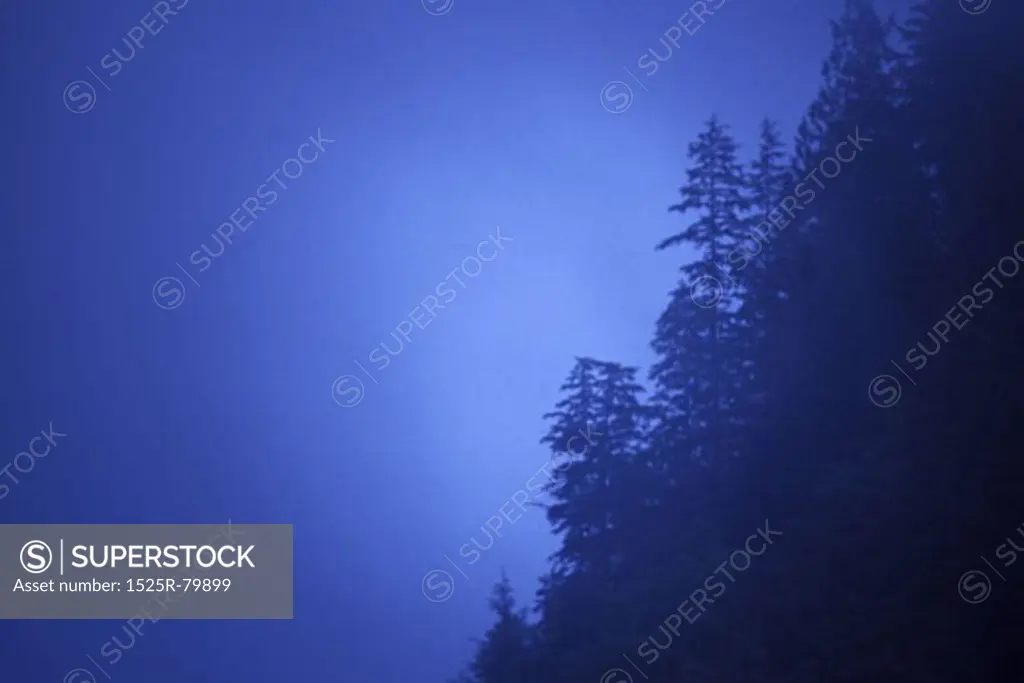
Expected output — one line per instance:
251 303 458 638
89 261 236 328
452 1 1024 681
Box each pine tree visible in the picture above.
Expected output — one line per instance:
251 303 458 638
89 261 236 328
759 0 907 443
742 118 791 279
650 115 750 484
535 358 656 683
540 357 648 577
736 118 791 403
469 570 533 683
